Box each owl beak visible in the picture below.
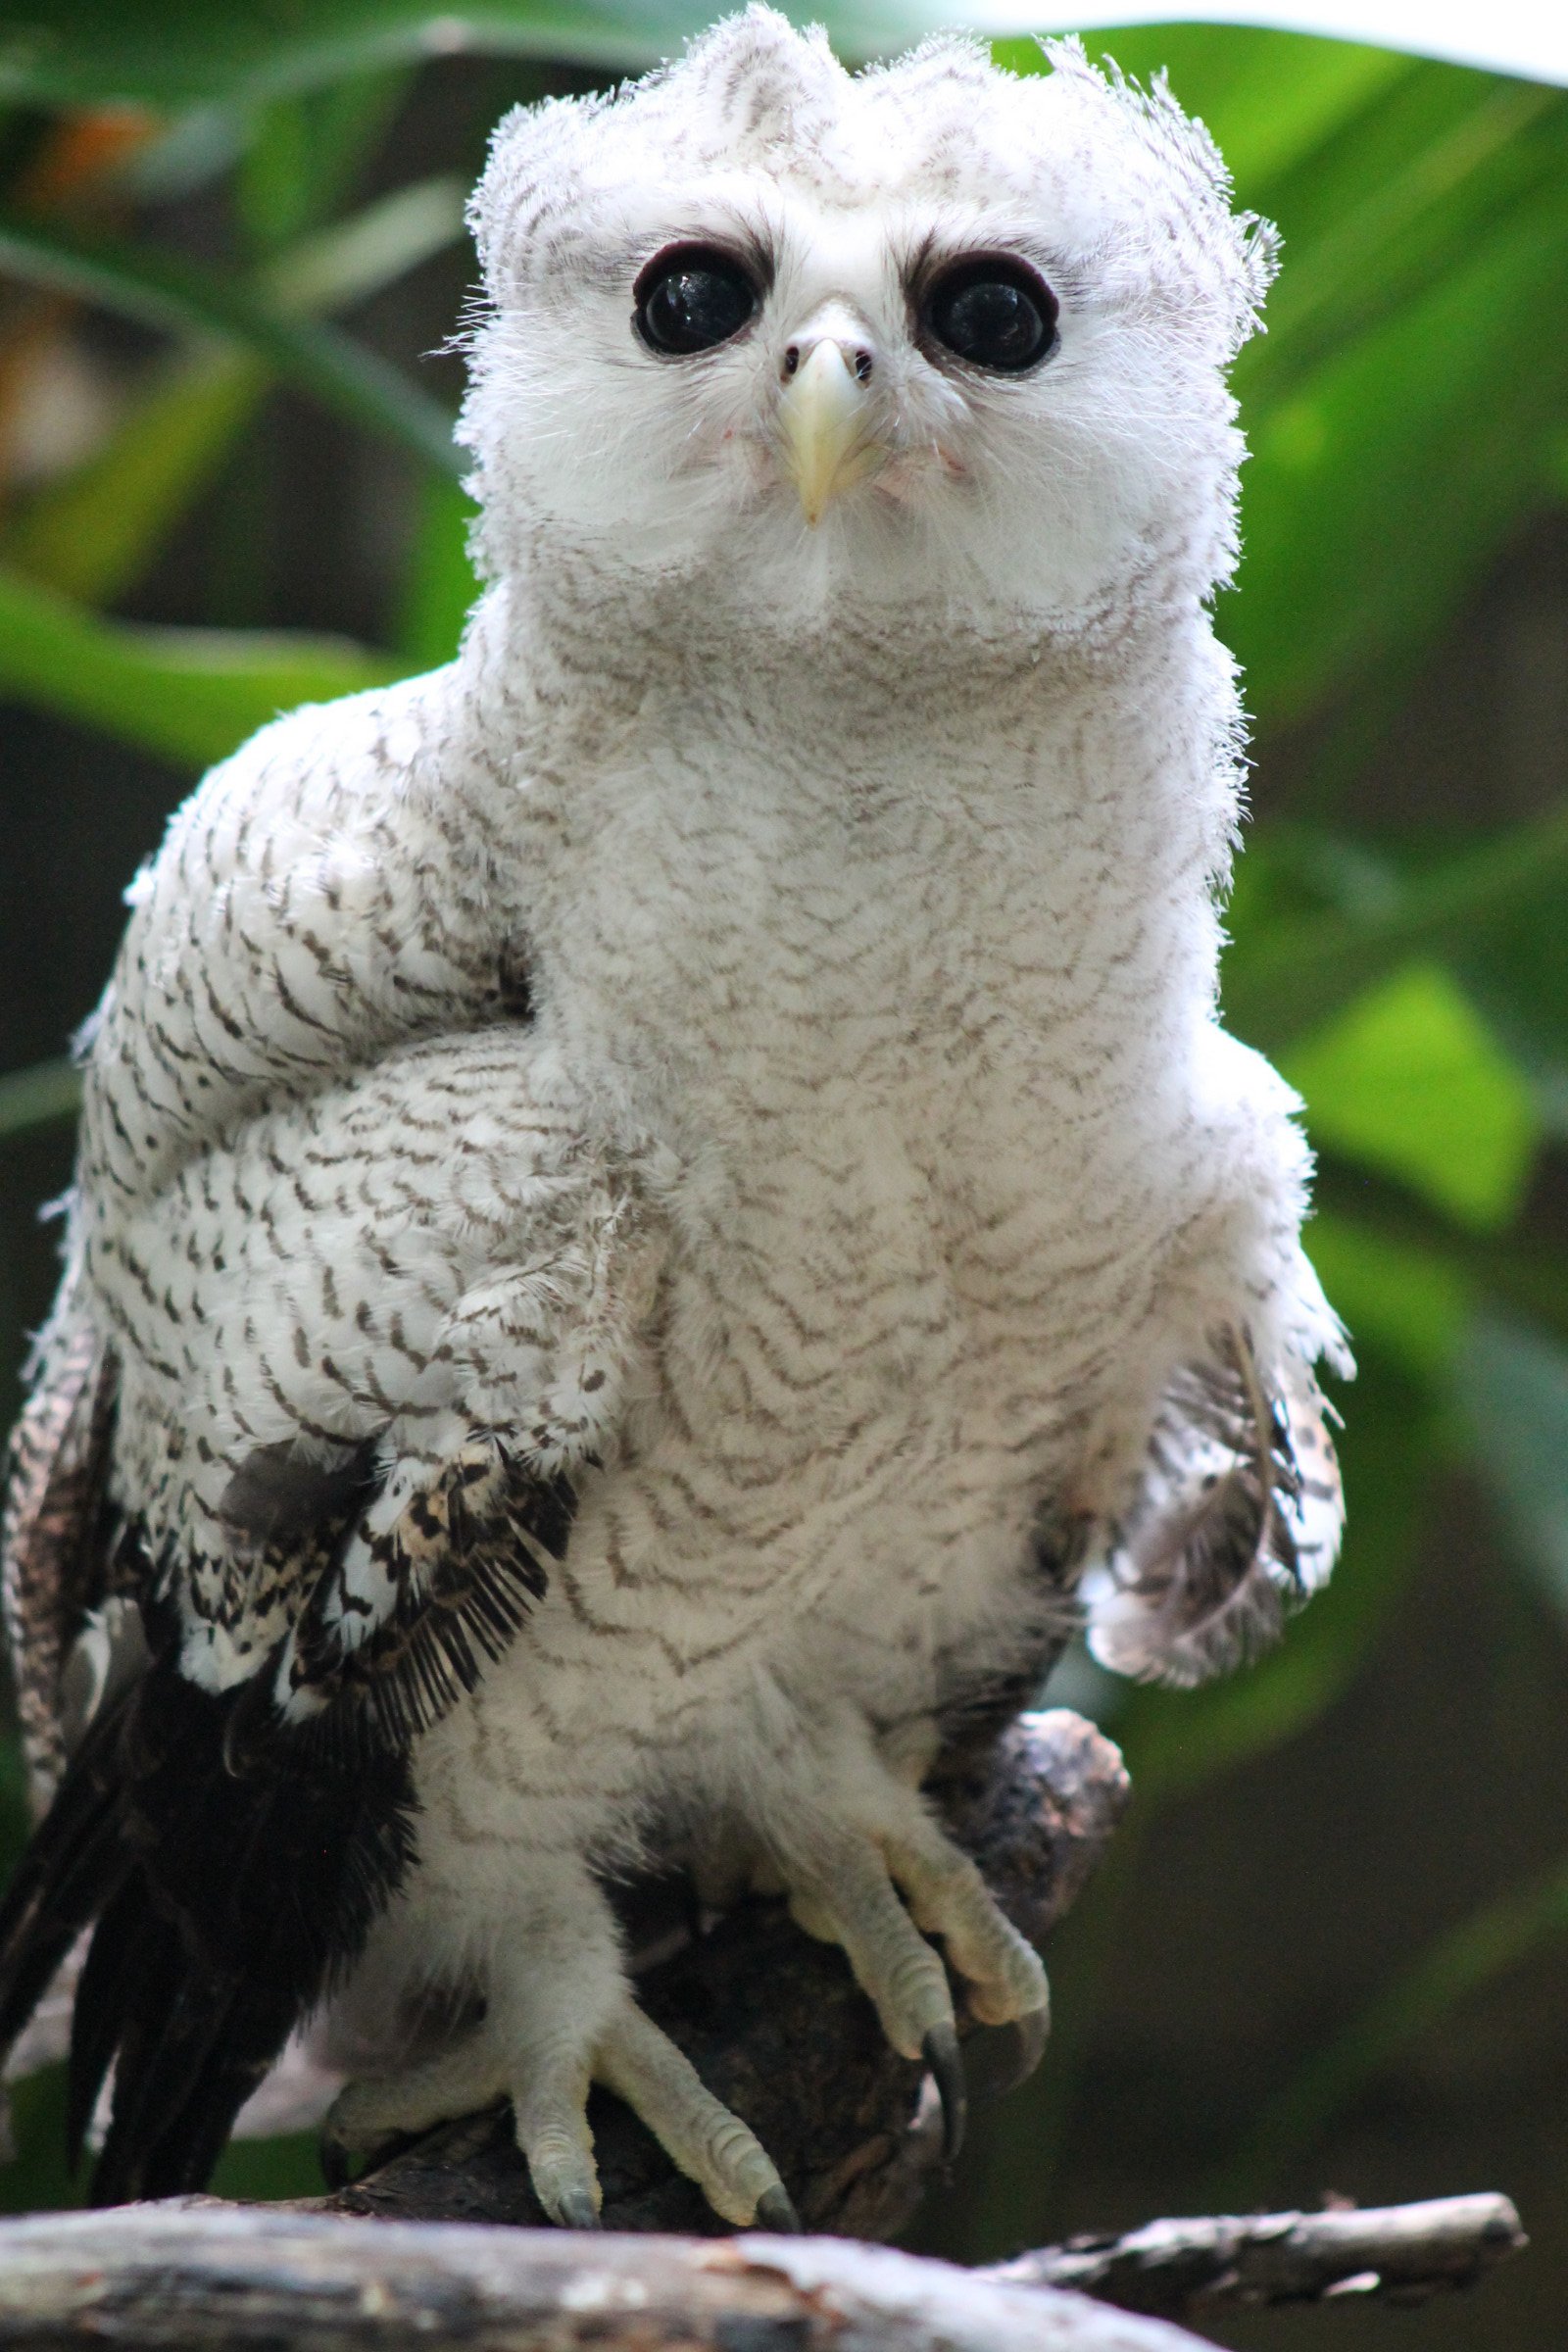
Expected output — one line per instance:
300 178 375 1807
778 336 880 525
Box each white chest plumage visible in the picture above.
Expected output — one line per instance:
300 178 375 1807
407 620 1291 1862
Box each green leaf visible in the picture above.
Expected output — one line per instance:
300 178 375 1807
0 1057 79 1140
395 474 478 669
2 350 267 606
1231 185 1568 728
1237 65 1568 396
1456 1310 1568 1622
0 0 713 103
1224 804 1568 1055
236 71 416 256
2 5 1563 107
0 561 397 767
263 175 466 315
237 86 318 253
998 26 1413 192
2 179 468 606
1310 1162 1568 1352
1284 961 1539 1231
208 2130 326 2201
1306 1209 1469 1383
1448 883 1568 1142
0 212 461 476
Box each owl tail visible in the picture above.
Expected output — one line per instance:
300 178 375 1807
0 1603 416 2202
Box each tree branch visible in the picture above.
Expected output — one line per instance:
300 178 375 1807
0 2195 1526 2352
0 2204 1218 2352
987 2193 1528 2319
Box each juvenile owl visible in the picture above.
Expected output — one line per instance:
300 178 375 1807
0 9 1345 2229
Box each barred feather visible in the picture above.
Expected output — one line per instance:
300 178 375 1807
1083 1330 1343 1688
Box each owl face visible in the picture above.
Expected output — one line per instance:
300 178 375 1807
464 8 1275 642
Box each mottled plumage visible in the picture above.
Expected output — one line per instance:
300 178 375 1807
0 11 1345 2223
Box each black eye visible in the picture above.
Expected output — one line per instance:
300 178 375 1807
634 245 760 356
922 258 1057 372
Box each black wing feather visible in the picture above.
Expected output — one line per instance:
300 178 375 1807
0 1399 566 2202
57 1616 418 2204
0 1694 131 2057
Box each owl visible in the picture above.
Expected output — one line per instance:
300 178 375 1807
0 9 1346 2230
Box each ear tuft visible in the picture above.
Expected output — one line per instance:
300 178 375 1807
677 5 846 154
1041 40 1280 356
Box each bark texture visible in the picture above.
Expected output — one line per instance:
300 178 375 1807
0 2206 1213 2352
989 2193 1529 2317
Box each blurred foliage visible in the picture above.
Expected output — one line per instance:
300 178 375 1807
0 0 1566 2244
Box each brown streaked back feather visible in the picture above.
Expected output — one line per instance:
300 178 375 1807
1 1320 117 1812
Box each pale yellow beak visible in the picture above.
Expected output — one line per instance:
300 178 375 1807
778 338 881 525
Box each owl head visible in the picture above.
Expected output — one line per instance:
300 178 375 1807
461 8 1275 647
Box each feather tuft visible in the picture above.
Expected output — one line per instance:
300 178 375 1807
1083 1330 1343 1688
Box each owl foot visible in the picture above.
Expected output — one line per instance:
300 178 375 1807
321 1990 796 2230
779 1809 1050 2156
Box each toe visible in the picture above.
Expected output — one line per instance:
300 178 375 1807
755 2183 802 2232
513 2053 602 2227
324 2031 507 2160
883 1830 1050 2031
594 2000 791 2228
554 2184 603 2230
786 1837 958 2062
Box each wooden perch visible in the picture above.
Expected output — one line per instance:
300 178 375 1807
0 2205 1220 2352
988 2192 1529 2318
314 1707 1129 2240
0 2194 1526 2352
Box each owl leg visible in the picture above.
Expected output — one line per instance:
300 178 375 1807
321 1877 793 2230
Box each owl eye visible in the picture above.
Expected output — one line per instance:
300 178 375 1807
922 258 1058 372
634 245 760 356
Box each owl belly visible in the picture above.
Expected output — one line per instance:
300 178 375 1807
414 1028 1207 1867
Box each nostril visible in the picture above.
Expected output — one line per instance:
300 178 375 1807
854 348 873 384
783 345 801 379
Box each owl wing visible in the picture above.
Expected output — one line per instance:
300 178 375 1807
0 1301 117 1814
0 1122 592 2205
0 670 608 2204
1081 1326 1344 1687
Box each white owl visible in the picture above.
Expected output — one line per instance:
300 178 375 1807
0 9 1346 2231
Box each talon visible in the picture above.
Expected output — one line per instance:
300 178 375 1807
1009 2003 1050 2086
318 2128 353 2192
922 2020 966 2161
755 2183 802 2233
968 2003 1051 2101
319 2116 407 2191
555 2184 602 2230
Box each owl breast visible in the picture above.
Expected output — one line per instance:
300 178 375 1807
439 724 1240 1836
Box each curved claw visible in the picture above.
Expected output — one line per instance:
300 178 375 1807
319 2121 409 2191
989 2004 1050 2097
318 2127 353 2193
1012 2004 1050 2081
554 2184 603 2230
755 2183 802 2233
922 2021 967 2162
